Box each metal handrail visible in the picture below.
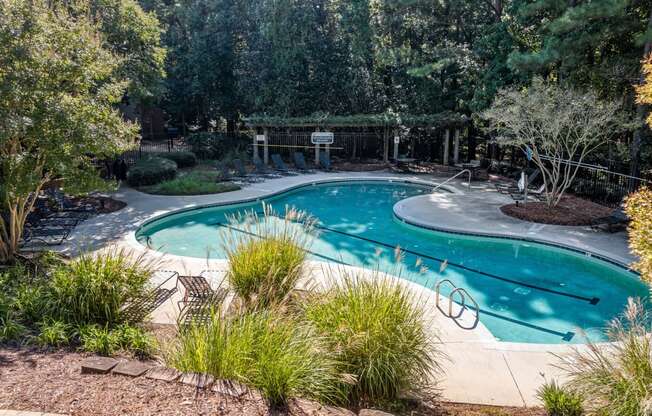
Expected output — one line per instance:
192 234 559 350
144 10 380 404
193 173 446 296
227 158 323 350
432 169 471 192
449 287 480 320
434 279 480 326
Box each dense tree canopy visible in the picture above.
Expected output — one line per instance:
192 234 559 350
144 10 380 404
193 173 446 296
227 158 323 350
144 0 652 171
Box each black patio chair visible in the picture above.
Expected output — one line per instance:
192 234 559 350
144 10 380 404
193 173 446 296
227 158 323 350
271 154 299 175
177 271 229 326
122 270 179 323
318 152 332 171
22 226 72 246
253 157 282 178
232 159 264 182
591 206 630 233
496 169 540 194
293 152 315 173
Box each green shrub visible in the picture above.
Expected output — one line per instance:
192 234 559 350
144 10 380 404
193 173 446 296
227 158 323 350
111 323 156 357
140 170 240 195
0 311 26 343
168 309 343 406
156 151 198 168
47 249 153 325
558 298 651 416
78 324 119 355
223 206 314 309
537 381 583 416
14 284 50 324
127 157 177 187
186 132 250 159
37 319 72 347
625 187 652 282
304 272 439 404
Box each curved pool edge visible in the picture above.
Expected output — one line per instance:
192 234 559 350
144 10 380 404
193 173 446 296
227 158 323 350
393 194 637 272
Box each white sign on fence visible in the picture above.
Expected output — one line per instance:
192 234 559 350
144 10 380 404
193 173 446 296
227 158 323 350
255 134 266 142
394 136 400 144
311 132 334 145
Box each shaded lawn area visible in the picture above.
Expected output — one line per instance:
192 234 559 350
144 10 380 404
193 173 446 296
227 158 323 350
138 163 241 196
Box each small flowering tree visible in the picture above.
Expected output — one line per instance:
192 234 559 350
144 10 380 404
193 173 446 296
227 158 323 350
482 78 627 208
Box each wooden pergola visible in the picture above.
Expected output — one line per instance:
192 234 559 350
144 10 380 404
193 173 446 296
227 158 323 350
244 112 470 165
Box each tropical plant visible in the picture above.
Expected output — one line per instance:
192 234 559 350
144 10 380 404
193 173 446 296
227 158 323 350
556 298 652 416
47 249 154 325
304 271 440 404
0 0 141 262
168 308 343 406
482 79 627 207
222 205 315 309
624 187 652 283
537 380 583 416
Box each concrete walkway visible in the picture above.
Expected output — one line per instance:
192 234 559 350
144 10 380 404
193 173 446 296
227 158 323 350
55 171 635 407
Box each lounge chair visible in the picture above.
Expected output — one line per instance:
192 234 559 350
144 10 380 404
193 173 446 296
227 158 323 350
496 169 540 194
293 152 315 173
253 157 282 178
232 159 263 182
21 226 72 246
591 207 630 232
216 163 246 184
318 152 332 171
271 154 298 175
177 270 228 326
509 184 546 202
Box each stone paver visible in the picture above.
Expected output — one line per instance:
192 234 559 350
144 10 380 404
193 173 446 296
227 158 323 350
211 379 250 398
80 356 118 374
359 410 395 416
179 372 214 389
145 366 181 382
111 360 152 377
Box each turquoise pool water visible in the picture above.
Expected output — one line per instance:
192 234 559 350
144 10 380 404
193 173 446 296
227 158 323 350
136 180 649 344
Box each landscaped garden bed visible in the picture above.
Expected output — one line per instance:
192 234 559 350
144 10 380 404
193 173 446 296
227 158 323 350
500 194 613 226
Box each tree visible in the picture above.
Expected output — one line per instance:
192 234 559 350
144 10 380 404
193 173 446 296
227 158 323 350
0 0 139 262
482 79 626 207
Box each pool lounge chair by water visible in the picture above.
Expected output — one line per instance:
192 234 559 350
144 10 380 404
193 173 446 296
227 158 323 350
232 159 264 182
293 152 315 173
253 157 283 178
271 154 299 175
318 152 332 171
496 169 541 194
591 206 630 232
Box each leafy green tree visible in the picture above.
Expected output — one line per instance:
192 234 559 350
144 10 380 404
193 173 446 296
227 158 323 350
0 0 139 262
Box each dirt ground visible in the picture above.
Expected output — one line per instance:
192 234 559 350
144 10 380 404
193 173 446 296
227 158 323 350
500 194 612 226
0 348 544 416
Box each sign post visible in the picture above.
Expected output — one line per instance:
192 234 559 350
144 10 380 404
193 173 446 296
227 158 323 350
311 132 334 165
393 136 400 161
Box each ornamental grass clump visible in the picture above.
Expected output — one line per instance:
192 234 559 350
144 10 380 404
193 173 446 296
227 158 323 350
304 271 440 405
222 204 315 309
537 380 583 416
557 298 652 416
168 308 344 406
48 248 154 325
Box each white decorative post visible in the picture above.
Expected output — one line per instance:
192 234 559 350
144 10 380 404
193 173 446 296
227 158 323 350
263 127 269 165
453 128 460 165
443 129 450 165
393 133 399 161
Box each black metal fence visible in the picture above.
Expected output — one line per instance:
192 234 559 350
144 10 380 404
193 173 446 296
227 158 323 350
570 164 651 207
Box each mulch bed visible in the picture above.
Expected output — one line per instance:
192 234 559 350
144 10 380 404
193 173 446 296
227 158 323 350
0 347 543 416
500 194 612 226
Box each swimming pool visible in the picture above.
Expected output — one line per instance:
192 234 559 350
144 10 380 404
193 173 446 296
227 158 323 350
136 180 649 344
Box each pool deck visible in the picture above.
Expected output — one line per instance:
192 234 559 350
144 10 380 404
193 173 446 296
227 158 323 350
59 171 636 408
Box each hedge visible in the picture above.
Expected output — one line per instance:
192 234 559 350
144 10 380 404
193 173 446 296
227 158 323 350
155 151 198 168
127 157 177 187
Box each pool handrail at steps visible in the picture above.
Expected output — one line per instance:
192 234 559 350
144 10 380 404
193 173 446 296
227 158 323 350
435 278 480 330
432 169 471 193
